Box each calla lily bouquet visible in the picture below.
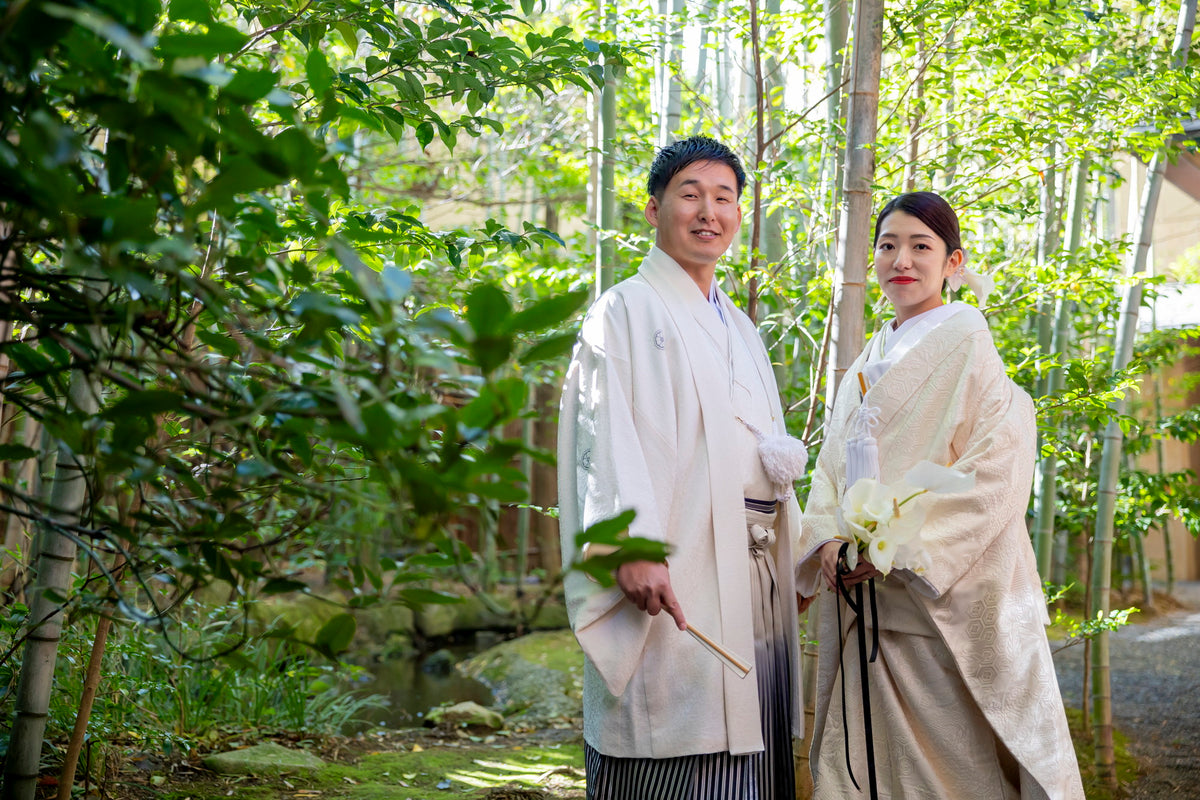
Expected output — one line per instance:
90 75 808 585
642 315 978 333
837 461 975 576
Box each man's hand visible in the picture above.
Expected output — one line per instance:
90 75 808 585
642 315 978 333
615 560 687 631
818 540 881 592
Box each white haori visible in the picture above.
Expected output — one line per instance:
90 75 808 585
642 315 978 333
558 246 804 759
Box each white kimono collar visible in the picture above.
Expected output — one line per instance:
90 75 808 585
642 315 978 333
640 246 730 356
863 302 971 387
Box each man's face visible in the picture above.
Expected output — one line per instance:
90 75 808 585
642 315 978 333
644 160 742 273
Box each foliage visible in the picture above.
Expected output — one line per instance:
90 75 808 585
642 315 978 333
1046 583 1139 651
567 510 673 587
0 0 614 765
50 603 386 754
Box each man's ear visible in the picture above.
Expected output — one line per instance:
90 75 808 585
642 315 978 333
644 196 659 228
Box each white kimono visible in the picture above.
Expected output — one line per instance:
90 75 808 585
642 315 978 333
558 246 803 759
798 304 1084 800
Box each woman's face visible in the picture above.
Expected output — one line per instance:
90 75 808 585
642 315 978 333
873 210 963 324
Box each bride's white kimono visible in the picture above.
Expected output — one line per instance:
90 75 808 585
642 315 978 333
558 246 803 759
798 304 1084 800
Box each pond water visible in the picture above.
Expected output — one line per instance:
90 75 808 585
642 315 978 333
348 635 498 732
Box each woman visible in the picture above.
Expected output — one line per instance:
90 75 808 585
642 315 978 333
797 192 1084 799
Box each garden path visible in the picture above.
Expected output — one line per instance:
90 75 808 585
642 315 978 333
1053 582 1200 799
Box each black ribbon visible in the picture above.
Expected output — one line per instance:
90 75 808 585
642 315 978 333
835 541 880 800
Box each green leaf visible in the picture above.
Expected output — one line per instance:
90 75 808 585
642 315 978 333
41 5 155 64
195 157 282 213
157 24 248 58
519 332 578 365
104 390 184 418
404 552 456 569
574 509 638 549
464 284 512 338
272 127 319 182
167 0 213 23
415 121 434 150
470 479 527 503
315 613 356 655
335 22 360 51
0 444 38 461
196 329 241 360
509 289 589 333
306 47 334 96
200 543 236 585
381 266 412 301
222 68 278 102
573 533 672 588
261 578 310 595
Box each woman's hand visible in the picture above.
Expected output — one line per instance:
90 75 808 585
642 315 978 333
819 540 882 592
797 593 815 614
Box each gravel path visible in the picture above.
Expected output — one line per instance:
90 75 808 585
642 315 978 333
1053 582 1200 799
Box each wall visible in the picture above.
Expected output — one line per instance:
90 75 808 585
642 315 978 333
1136 349 1200 584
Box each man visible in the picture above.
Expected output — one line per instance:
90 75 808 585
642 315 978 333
558 136 806 799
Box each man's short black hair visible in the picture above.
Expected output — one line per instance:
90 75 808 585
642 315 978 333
647 136 746 199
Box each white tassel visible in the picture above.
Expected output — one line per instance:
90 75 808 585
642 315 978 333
738 417 808 500
846 402 881 487
845 435 880 486
757 432 809 489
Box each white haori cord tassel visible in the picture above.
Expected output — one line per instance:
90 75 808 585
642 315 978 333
845 401 882 487
736 417 808 501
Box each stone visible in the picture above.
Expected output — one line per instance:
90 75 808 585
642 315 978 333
422 648 456 675
414 601 460 638
354 602 416 642
424 700 504 730
459 630 583 727
202 742 325 776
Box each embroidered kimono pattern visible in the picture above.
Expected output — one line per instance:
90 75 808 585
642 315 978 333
797 304 1084 800
558 246 803 798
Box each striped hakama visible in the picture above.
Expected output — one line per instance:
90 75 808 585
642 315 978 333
585 503 795 800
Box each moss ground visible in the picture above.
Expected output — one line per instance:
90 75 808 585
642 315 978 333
1066 707 1139 799
137 730 585 800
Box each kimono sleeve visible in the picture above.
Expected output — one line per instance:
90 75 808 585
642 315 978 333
903 338 1038 598
557 292 669 696
796 446 841 597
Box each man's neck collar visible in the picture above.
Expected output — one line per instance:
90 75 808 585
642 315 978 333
651 245 716 297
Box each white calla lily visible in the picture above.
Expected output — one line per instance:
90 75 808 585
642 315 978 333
904 460 976 494
839 465 967 577
866 533 901 575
